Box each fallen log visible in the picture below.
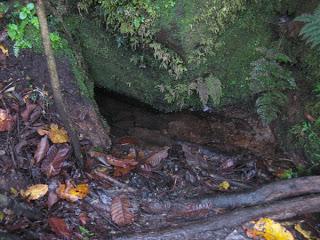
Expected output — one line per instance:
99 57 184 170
143 176 320 214
116 194 320 240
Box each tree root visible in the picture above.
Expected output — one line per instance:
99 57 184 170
143 176 320 214
116 194 320 240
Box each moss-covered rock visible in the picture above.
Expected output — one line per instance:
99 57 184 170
71 0 316 111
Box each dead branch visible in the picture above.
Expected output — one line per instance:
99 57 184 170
116 194 320 240
36 0 83 168
143 176 320 214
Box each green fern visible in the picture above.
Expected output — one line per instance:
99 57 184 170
250 48 296 124
296 6 320 48
256 92 288 125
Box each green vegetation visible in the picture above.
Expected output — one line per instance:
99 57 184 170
249 48 296 124
4 2 93 99
7 2 39 56
288 4 320 168
296 5 320 48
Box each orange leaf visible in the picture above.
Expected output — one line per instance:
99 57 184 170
48 124 69 144
0 109 15 132
245 218 294 240
56 182 89 202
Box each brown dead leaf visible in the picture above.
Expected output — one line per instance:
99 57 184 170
107 155 138 168
47 191 59 208
105 156 138 177
48 217 71 240
114 165 136 177
111 195 134 226
0 109 15 132
56 182 89 202
21 184 48 201
145 147 169 167
34 135 49 164
117 136 139 145
37 127 49 136
41 144 71 177
21 103 37 122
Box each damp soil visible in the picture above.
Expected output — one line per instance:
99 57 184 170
0 47 318 239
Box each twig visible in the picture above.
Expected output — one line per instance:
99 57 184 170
94 171 136 192
36 0 83 169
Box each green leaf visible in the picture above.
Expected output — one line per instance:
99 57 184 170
26 3 35 10
19 11 27 20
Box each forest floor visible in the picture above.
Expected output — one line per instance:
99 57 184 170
0 33 319 240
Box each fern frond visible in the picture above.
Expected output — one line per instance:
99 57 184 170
256 92 288 125
295 5 320 48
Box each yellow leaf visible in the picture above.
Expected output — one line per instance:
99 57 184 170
294 224 319 240
56 183 89 202
246 218 294 240
0 44 8 57
48 124 69 143
218 181 230 190
21 184 48 201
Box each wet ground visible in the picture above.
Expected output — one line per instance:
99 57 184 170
0 41 318 239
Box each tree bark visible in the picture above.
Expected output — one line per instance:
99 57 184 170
143 176 320 214
116 195 320 240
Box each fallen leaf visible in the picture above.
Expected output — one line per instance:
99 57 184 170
21 102 37 122
34 135 49 164
107 155 138 168
37 127 49 136
79 213 88 225
114 164 136 177
48 124 69 144
245 218 294 240
111 195 134 226
304 112 316 123
21 184 48 201
294 224 318 240
56 182 89 202
47 191 59 208
0 109 15 132
41 144 71 177
48 217 71 240
145 147 169 167
218 181 230 190
117 136 139 145
0 44 8 57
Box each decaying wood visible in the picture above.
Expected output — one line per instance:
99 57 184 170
143 176 320 214
36 0 84 168
116 195 320 240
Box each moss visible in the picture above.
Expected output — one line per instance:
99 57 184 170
23 23 94 99
66 17 184 111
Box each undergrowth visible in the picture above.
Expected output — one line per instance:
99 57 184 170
249 48 296 125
